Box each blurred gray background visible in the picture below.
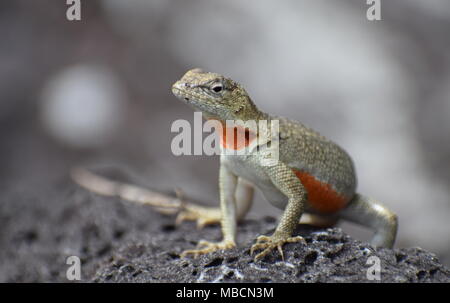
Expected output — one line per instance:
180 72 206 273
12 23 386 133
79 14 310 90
1 0 450 279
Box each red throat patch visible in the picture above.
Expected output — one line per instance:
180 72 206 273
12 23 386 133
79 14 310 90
209 120 257 150
293 169 349 213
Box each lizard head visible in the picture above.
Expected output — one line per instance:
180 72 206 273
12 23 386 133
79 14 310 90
172 68 262 122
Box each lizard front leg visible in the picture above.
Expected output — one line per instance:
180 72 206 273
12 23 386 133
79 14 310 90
181 160 239 257
251 161 307 261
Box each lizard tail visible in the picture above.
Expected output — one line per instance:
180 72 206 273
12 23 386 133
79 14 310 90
70 167 184 214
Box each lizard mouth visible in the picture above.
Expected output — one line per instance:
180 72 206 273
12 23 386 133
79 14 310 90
171 85 190 102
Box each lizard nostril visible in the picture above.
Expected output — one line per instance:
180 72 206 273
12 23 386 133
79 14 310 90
184 97 189 101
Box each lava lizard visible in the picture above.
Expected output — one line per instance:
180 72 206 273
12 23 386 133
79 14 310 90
73 68 398 261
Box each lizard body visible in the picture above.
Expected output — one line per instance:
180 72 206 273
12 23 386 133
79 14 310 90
73 68 398 261
171 68 397 259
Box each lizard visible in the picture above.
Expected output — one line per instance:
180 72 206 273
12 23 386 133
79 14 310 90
73 68 398 261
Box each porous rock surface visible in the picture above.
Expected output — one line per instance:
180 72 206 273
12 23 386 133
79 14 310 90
93 219 450 283
1 179 448 282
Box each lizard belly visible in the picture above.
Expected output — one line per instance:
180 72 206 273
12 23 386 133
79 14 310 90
224 156 290 210
222 154 271 185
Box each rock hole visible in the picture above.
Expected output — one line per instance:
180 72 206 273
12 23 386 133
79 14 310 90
132 269 142 277
304 251 318 265
205 257 223 268
161 224 176 232
416 270 426 281
167 252 180 260
225 271 234 279
395 253 407 263
23 230 38 243
113 229 125 239
326 247 344 260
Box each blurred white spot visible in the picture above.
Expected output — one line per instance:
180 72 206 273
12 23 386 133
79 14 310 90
40 65 126 148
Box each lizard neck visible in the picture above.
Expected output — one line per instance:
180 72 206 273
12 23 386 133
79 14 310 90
237 100 270 123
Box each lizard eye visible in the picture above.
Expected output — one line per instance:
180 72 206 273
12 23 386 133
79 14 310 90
211 83 223 93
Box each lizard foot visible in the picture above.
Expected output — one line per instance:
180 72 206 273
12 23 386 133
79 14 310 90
175 206 221 229
180 240 235 258
250 234 306 261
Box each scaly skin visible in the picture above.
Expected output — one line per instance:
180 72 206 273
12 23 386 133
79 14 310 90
172 68 398 260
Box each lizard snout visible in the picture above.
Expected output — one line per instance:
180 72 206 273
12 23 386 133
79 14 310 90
172 81 191 102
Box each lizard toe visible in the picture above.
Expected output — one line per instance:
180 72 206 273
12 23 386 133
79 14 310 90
251 234 306 261
180 240 235 258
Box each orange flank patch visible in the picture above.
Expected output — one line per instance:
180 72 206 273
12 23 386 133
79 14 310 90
293 169 349 213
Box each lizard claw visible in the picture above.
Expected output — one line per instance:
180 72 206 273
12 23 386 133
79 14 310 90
250 234 306 261
180 240 236 258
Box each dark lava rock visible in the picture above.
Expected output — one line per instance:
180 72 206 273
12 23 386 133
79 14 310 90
93 222 450 283
1 179 449 282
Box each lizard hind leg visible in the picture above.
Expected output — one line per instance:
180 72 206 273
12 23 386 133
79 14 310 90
175 204 221 229
176 178 254 229
339 193 398 248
